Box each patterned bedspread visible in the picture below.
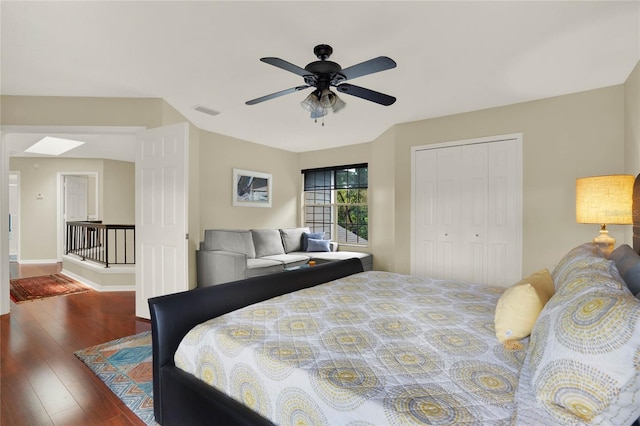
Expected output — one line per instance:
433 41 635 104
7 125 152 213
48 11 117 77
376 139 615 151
175 271 528 425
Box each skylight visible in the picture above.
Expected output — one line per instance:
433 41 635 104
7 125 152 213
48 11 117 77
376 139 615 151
25 136 85 156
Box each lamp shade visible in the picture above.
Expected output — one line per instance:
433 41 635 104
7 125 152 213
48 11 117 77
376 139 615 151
576 174 634 224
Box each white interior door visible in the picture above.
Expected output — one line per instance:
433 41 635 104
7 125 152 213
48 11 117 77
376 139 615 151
65 175 88 221
135 122 189 319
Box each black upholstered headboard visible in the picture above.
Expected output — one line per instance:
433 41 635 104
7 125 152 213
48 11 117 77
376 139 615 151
633 174 640 252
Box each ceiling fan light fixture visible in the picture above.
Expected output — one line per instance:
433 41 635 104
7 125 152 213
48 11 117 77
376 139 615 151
310 107 327 119
300 91 321 112
318 88 346 115
331 93 346 113
319 89 336 108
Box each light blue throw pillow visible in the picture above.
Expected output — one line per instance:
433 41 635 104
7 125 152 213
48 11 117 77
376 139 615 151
306 238 330 252
302 232 324 251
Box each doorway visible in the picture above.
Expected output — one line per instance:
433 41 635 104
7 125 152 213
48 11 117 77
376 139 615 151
57 173 99 262
0 125 142 315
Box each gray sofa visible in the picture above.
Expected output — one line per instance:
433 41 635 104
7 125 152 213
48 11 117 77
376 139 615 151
196 227 373 286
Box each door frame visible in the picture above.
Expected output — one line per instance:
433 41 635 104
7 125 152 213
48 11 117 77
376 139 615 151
0 125 143 315
410 132 523 283
8 172 20 262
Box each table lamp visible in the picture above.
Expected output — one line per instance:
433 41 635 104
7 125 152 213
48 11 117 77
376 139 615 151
576 174 634 257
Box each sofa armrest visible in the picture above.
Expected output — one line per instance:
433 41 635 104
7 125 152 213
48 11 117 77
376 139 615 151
196 250 247 287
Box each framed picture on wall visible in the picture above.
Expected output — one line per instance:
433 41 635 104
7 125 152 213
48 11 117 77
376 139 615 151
232 169 272 208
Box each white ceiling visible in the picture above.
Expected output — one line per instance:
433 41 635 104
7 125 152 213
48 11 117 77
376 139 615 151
2 1 639 157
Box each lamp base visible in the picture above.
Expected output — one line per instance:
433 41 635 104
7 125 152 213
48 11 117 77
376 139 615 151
593 225 615 258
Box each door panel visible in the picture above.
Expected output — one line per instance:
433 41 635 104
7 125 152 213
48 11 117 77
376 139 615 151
65 176 88 222
413 150 437 277
135 123 189 319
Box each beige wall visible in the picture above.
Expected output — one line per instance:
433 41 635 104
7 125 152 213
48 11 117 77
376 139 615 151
625 61 640 175
198 131 299 231
370 127 397 271
102 160 135 223
0 96 163 128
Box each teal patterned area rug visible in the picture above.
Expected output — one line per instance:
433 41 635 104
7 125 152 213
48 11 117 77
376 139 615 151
75 331 157 425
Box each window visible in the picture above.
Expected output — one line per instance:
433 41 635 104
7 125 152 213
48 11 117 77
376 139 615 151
302 164 368 245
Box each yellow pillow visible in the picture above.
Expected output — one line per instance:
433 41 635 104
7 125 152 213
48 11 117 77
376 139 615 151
494 269 554 343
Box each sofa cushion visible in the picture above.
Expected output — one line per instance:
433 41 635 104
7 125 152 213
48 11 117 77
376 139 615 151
246 258 284 277
202 229 256 259
251 229 285 258
307 238 331 252
279 227 310 253
261 254 309 267
302 231 324 251
494 269 554 343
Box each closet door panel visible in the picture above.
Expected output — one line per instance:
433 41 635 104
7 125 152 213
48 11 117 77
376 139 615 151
461 143 488 283
413 150 438 277
436 147 462 280
487 140 518 285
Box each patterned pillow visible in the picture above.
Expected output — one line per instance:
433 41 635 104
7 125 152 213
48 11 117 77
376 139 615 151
528 274 640 424
551 243 611 291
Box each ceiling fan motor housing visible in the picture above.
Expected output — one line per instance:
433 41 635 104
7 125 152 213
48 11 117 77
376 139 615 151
304 60 344 89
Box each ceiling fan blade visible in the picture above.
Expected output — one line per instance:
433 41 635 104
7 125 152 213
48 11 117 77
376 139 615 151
260 57 310 77
246 86 311 105
340 56 397 81
335 83 396 106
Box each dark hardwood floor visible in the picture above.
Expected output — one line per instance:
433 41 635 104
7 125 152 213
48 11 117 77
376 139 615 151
1 263 151 425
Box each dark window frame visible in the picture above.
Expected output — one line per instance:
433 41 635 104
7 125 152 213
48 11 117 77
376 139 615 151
302 164 368 246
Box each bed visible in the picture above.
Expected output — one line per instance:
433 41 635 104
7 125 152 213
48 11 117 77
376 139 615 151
149 183 640 425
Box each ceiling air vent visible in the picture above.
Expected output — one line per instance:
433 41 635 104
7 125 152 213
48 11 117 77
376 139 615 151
192 105 220 117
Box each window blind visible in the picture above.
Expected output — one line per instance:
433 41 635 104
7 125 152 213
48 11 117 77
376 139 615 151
302 164 368 190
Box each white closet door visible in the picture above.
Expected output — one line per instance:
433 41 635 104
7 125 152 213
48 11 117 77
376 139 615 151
412 135 521 286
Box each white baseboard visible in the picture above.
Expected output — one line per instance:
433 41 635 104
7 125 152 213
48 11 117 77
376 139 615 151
18 258 59 265
62 255 135 274
61 268 135 292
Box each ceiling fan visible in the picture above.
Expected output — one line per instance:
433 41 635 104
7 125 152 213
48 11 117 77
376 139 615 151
246 44 397 121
